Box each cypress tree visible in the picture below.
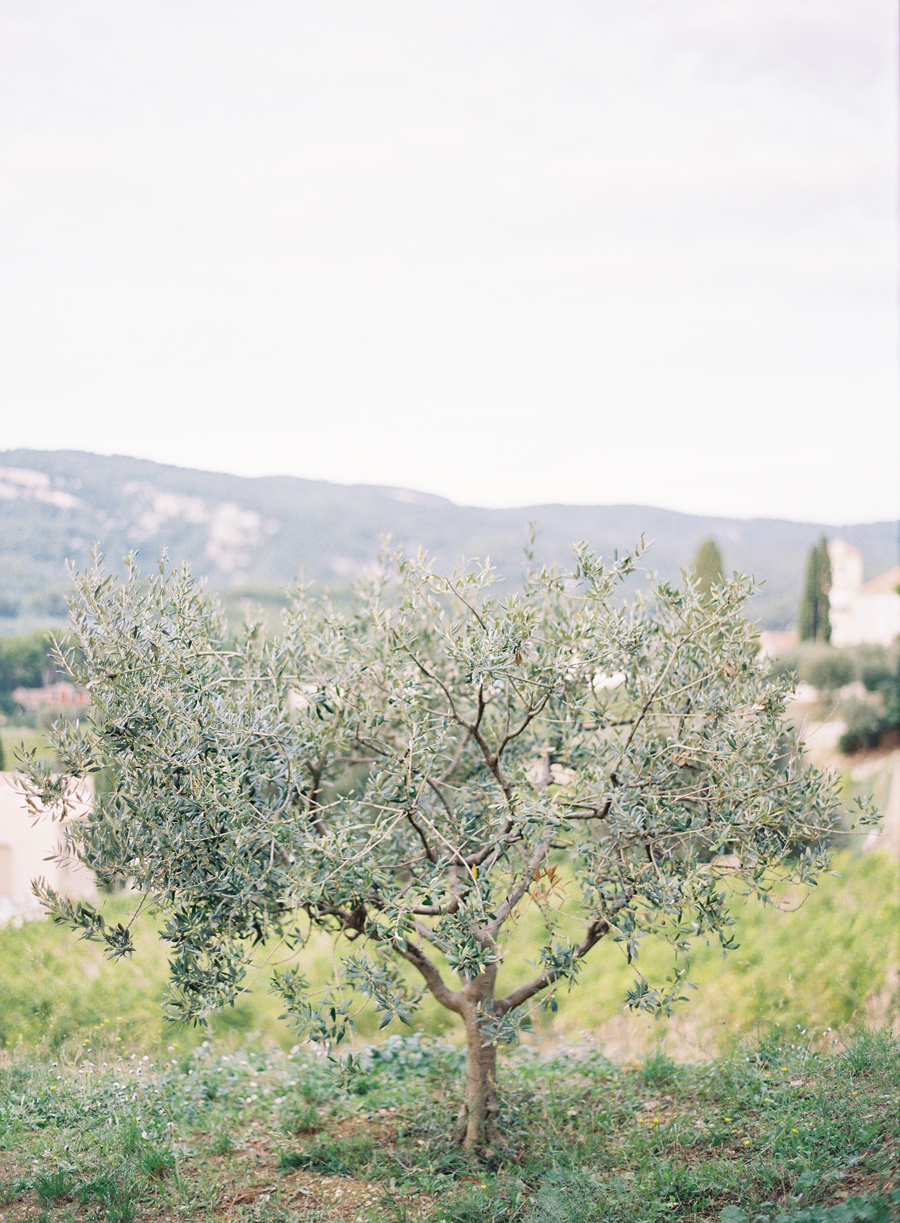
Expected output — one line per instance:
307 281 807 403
692 538 725 599
817 537 832 644
799 536 832 642
799 547 819 641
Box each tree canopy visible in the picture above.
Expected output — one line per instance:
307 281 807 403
0 630 57 714
23 545 844 1152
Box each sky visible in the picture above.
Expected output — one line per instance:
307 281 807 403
1 0 898 524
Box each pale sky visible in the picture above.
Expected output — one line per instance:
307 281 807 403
2 1 898 523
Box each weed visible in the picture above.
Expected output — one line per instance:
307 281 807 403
721 1188 900 1221
527 1169 600 1222
638 1047 680 1088
0 1177 30 1205
209 1124 236 1154
118 1117 144 1154
837 1029 900 1081
278 1133 375 1176
279 1099 321 1134
437 1183 517 1222
377 1188 423 1222
79 1168 139 1223
34 1166 76 1203
138 1142 176 1177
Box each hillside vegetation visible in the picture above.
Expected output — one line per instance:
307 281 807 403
1 449 896 631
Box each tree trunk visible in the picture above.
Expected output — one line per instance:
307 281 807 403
402 949 503 1155
460 1001 500 1154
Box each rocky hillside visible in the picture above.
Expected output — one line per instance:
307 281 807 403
0 449 896 630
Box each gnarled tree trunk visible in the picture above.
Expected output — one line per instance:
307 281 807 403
461 1009 499 1153
458 968 501 1154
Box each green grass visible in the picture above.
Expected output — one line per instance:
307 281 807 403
487 849 900 1048
0 1030 897 1221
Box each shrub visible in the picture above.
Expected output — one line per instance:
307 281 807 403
838 702 883 755
803 651 854 695
768 650 800 681
852 645 898 695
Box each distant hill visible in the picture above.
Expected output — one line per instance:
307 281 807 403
0 449 896 631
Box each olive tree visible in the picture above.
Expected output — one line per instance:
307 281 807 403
22 545 843 1153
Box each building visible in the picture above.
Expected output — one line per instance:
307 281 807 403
827 540 900 648
10 682 89 713
0 772 95 924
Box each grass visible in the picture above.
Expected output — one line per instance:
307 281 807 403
0 1029 897 1221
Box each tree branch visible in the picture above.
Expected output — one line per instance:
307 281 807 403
495 917 610 1015
397 943 465 1015
405 808 436 863
619 616 717 760
558 797 614 821
422 776 455 823
437 731 468 783
306 764 326 835
439 575 488 631
494 689 552 758
484 831 554 936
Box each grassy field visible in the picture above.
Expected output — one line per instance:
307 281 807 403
0 850 898 1220
1 1027 898 1222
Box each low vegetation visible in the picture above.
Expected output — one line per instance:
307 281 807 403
767 642 899 755
1 1027 898 1222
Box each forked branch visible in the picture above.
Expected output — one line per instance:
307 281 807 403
495 916 611 1015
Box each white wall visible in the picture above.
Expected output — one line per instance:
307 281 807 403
0 772 96 924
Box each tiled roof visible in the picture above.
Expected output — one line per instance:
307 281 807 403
860 565 900 596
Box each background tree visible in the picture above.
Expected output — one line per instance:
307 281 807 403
691 537 725 599
798 537 832 643
0 631 56 715
23 547 843 1154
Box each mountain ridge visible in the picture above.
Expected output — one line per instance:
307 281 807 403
1 449 896 631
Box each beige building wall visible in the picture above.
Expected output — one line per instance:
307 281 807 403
0 772 96 924
828 540 900 648
828 538 864 595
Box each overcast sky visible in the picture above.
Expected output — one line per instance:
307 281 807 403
2 1 898 523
